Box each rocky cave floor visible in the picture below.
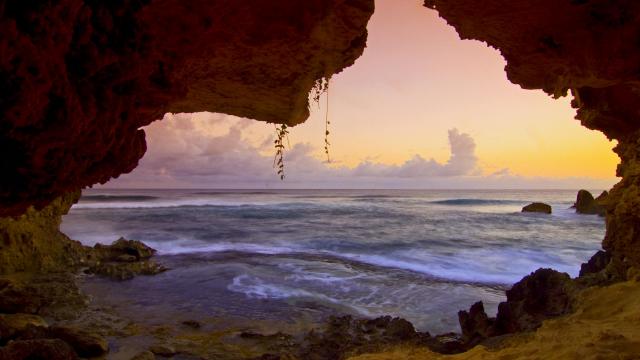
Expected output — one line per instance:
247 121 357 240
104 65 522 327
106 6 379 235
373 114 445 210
2 234 640 360
0 238 475 360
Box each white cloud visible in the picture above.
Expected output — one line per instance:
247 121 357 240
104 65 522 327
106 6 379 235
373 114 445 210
105 113 617 190
352 129 479 177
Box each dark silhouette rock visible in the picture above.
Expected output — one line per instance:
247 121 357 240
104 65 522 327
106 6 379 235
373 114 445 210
579 250 612 277
573 190 605 216
458 301 495 345
522 202 552 214
494 269 576 334
456 268 577 345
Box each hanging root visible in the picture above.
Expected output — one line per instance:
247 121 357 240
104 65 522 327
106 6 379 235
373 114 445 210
273 124 289 180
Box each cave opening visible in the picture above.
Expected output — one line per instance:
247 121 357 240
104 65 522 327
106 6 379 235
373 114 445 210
2 0 640 358
61 0 613 346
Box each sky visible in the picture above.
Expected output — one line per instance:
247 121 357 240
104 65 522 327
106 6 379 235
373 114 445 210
105 0 620 190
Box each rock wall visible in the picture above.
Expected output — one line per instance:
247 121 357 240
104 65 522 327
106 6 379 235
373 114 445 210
0 0 374 217
423 0 640 270
0 191 87 274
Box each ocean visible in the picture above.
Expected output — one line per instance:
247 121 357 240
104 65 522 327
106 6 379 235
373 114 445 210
61 189 605 334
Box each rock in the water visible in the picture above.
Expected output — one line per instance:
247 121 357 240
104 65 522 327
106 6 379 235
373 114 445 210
0 339 78 360
522 202 552 214
87 238 167 280
48 326 109 358
94 238 156 261
181 320 201 329
573 190 605 216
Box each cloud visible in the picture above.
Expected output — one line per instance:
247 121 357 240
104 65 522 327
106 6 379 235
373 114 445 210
352 129 479 177
105 113 617 190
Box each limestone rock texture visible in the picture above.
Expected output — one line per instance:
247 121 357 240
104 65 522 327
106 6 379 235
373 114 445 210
0 0 374 217
0 191 87 274
423 0 640 270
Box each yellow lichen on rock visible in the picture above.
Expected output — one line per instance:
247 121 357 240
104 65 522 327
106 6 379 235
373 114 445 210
0 191 88 274
350 279 640 360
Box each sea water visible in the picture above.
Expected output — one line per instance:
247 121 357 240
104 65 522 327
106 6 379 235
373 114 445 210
61 189 605 333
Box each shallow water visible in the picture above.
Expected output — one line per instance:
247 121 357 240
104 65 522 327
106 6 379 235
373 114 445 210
62 189 605 333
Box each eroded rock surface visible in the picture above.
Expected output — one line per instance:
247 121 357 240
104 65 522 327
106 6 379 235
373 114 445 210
0 0 374 217
86 237 167 280
0 191 88 274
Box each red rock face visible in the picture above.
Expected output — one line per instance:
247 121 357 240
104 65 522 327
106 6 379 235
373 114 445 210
0 0 374 216
424 0 640 269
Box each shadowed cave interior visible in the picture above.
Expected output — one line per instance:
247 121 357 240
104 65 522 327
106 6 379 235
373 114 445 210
1 0 640 359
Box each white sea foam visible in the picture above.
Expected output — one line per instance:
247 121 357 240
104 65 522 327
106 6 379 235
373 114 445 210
151 240 302 256
73 198 274 209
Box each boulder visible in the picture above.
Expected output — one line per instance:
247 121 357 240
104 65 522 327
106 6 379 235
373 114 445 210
94 238 156 261
48 326 109 358
456 268 577 344
0 314 48 342
87 238 167 280
0 339 78 360
573 190 605 216
494 269 576 334
522 202 552 214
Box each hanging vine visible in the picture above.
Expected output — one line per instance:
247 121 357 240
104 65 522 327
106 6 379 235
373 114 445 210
271 77 330 180
273 124 289 180
310 77 332 163
323 79 331 163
